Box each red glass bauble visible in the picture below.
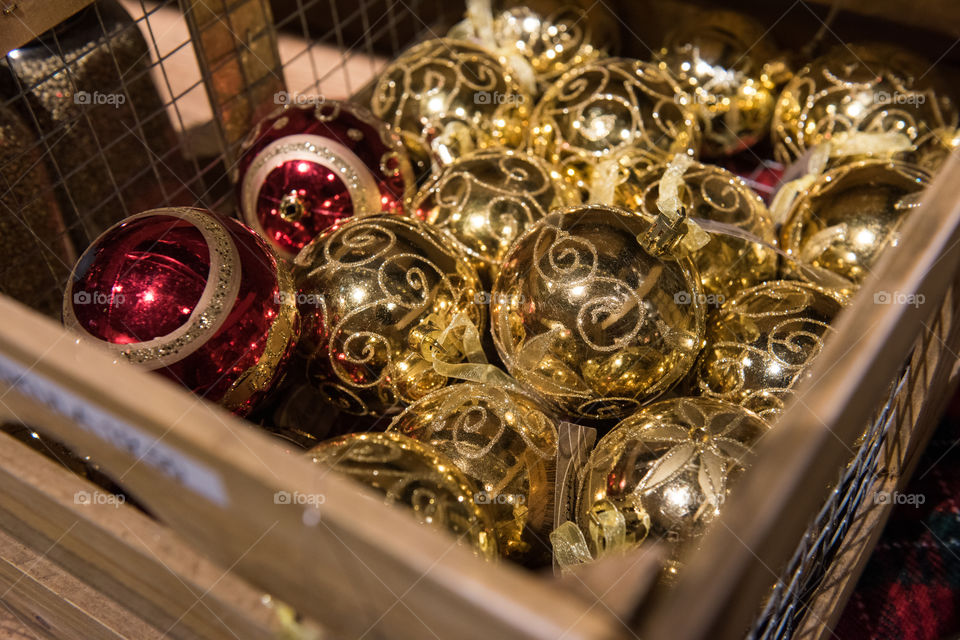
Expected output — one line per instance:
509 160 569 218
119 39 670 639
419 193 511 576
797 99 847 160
63 207 299 416
237 101 415 259
720 150 785 205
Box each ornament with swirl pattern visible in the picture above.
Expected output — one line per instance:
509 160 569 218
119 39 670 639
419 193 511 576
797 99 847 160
308 432 498 561
490 3 614 91
63 208 299 417
236 101 415 260
771 44 958 166
389 382 558 562
411 149 580 284
694 280 848 422
528 57 700 194
608 157 778 302
370 38 531 172
780 160 931 287
658 9 787 157
491 204 705 421
293 214 485 417
576 397 769 574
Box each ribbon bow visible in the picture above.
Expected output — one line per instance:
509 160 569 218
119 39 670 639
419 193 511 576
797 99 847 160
424 312 523 389
550 500 648 572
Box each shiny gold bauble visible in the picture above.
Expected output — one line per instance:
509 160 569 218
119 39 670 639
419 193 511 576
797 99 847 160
293 214 485 416
659 9 785 157
447 0 618 95
491 204 706 420
411 149 579 283
388 382 558 562
608 157 778 302
772 44 958 165
490 4 612 91
576 397 769 571
308 432 498 560
528 57 700 194
694 280 848 422
370 38 531 171
780 160 931 286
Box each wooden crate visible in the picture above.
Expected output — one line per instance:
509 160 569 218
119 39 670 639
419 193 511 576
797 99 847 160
1 1 960 639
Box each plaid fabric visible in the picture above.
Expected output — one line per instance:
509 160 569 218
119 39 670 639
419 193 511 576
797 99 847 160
836 394 960 640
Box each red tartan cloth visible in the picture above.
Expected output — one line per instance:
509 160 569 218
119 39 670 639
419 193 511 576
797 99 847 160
836 394 960 639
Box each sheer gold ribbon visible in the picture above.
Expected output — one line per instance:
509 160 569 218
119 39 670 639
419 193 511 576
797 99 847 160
770 131 913 224
426 312 523 389
550 500 643 572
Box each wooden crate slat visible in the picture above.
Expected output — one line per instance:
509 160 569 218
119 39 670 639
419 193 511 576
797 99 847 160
0 0 95 57
0 527 160 640
0 297 623 640
0 431 277 640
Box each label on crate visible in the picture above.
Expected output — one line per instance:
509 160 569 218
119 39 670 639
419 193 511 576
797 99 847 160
0 353 229 507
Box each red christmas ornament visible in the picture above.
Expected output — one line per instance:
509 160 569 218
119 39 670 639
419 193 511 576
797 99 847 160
720 150 785 205
237 101 415 259
63 207 299 416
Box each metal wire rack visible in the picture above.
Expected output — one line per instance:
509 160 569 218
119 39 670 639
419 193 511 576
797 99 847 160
0 0 450 317
751 372 905 639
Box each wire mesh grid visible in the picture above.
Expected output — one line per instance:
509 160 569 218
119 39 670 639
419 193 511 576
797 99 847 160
0 0 450 318
749 383 899 639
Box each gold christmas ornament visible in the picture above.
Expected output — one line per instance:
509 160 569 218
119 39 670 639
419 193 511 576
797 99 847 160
370 38 531 172
411 149 580 283
388 382 559 561
659 9 787 157
772 44 958 166
450 0 620 91
605 156 778 302
491 204 706 420
694 280 847 422
528 57 700 194
293 214 485 416
308 432 498 560
780 160 931 286
491 5 610 90
576 397 769 572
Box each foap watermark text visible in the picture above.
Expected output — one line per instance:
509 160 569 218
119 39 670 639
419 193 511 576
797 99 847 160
75 90 126 108
674 291 725 306
73 290 125 306
274 490 325 507
474 91 525 105
74 490 126 508
874 491 925 507
274 91 326 106
874 291 925 308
